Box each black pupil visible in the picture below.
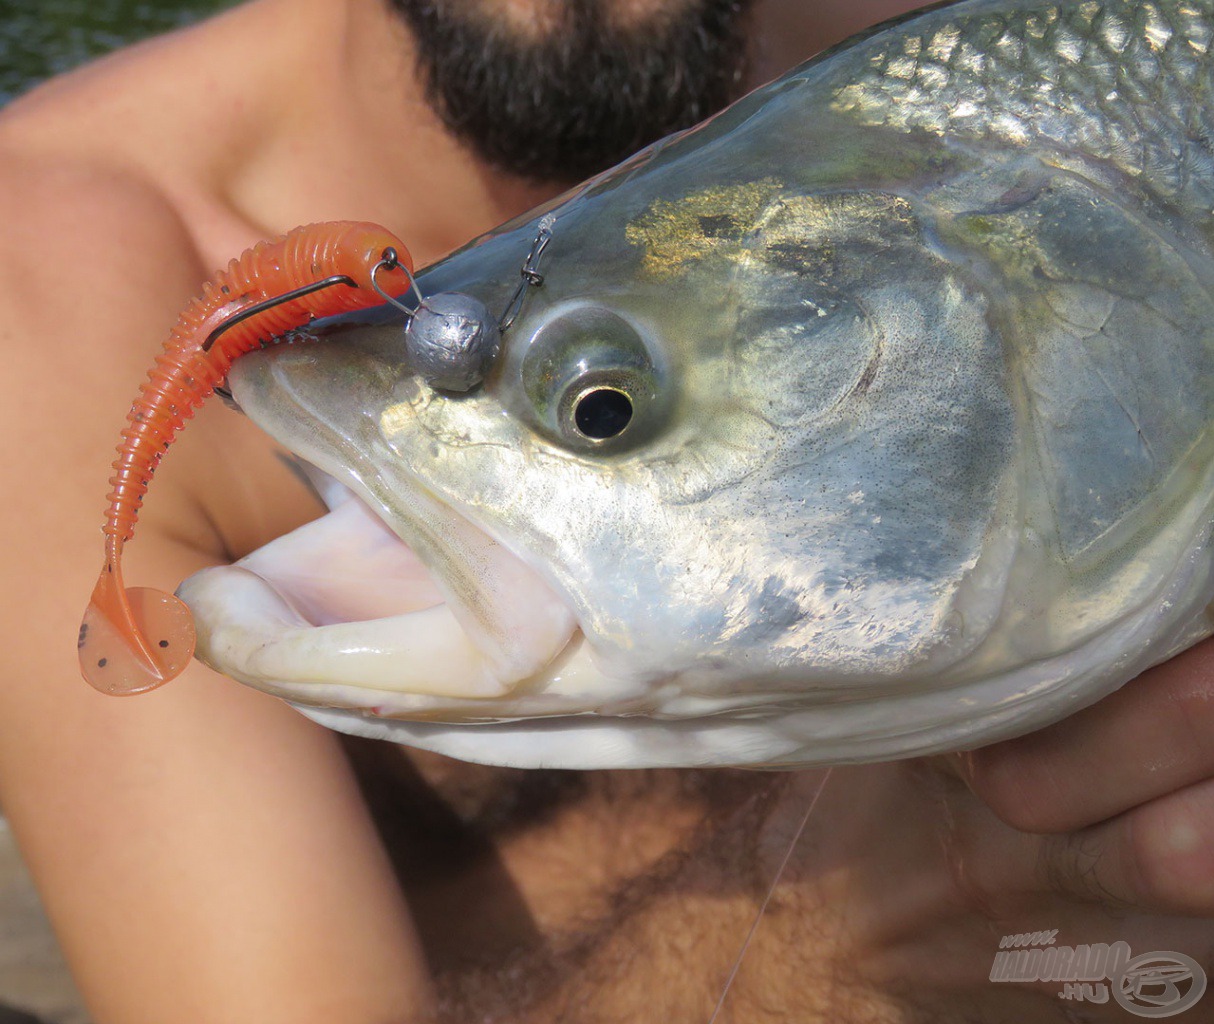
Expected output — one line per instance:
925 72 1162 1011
574 388 632 439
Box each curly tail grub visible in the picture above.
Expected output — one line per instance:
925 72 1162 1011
80 221 413 695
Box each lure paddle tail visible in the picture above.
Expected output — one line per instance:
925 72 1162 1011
80 221 413 695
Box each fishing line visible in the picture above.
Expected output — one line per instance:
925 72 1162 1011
705 766 834 1024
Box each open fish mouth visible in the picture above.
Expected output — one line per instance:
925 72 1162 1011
177 348 592 723
182 473 580 709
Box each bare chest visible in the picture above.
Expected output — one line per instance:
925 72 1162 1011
346 745 922 1023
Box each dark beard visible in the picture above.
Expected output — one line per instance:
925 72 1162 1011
388 0 755 185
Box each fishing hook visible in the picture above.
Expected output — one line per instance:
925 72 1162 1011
201 274 356 353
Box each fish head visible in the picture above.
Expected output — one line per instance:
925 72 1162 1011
179 3 1214 767
179 110 1020 769
379 175 1015 682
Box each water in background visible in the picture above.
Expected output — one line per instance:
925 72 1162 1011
0 0 234 105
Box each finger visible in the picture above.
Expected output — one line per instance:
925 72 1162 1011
959 636 1214 833
1036 775 1214 916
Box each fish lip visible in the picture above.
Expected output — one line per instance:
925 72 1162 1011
182 343 584 707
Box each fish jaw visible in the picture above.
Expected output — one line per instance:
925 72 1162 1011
180 497 578 702
177 350 586 710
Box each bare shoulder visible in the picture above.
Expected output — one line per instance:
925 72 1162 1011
0 36 321 553
0 52 319 692
0 0 259 323
0 118 218 575
0 116 205 349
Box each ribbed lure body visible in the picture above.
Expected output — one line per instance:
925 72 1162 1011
80 221 413 695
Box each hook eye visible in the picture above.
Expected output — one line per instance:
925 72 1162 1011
371 248 426 317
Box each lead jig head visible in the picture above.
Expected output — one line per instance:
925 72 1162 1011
372 247 500 392
371 220 552 393
404 291 501 392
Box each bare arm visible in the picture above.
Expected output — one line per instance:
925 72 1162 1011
0 147 434 1024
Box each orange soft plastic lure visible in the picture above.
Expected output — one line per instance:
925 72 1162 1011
80 221 413 696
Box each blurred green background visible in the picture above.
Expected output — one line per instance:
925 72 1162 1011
0 0 235 104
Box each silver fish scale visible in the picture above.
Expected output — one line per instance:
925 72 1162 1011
833 0 1214 207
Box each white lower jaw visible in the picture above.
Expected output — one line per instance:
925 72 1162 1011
179 481 579 701
183 565 530 697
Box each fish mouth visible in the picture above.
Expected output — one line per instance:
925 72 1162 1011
181 474 579 709
177 345 609 722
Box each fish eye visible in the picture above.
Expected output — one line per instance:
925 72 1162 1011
571 386 633 441
518 305 664 452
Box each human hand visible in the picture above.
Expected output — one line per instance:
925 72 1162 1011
957 635 1214 915
774 650 1214 1021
